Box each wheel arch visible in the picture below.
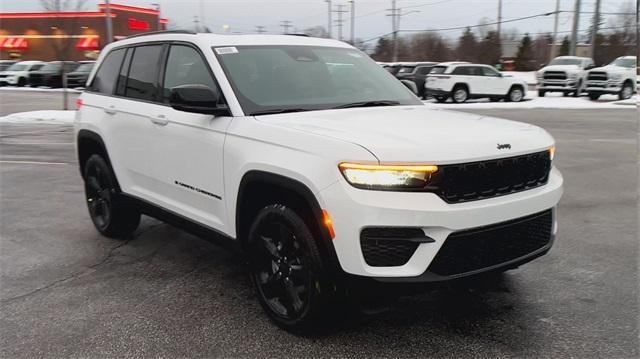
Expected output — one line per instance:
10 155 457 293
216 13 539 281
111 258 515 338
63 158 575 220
76 130 118 188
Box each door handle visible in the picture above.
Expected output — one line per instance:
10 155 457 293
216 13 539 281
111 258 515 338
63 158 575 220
103 105 117 115
150 115 169 126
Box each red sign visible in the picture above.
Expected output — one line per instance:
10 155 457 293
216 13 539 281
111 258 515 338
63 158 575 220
0 37 28 50
76 37 100 50
128 18 150 31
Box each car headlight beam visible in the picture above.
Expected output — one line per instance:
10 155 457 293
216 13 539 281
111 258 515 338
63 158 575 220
338 163 438 189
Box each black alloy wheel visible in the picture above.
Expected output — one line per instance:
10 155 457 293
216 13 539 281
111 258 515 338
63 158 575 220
85 159 114 232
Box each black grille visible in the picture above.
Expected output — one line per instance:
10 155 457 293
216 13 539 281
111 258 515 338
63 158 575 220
361 227 423 266
428 151 552 204
428 209 553 276
543 71 567 80
587 71 607 81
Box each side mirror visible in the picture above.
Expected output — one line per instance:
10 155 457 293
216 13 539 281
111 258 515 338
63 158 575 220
399 79 418 95
585 65 596 70
169 84 230 116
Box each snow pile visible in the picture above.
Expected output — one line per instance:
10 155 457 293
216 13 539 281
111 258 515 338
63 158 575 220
0 110 76 124
0 86 82 93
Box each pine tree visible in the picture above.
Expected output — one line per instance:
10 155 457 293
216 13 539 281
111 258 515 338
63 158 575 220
371 37 392 62
455 27 478 62
477 31 502 65
558 36 570 56
515 33 534 71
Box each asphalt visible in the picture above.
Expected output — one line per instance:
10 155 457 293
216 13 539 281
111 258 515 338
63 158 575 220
0 96 638 357
0 90 79 116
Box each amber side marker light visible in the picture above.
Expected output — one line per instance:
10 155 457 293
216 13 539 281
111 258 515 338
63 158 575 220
549 146 556 161
322 209 335 240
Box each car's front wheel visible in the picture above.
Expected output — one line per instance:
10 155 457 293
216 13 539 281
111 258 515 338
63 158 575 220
451 86 469 103
506 86 524 102
247 204 338 332
84 154 140 238
588 93 601 101
619 82 634 100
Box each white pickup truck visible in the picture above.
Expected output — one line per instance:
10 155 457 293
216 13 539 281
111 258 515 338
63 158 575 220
537 56 595 97
585 56 636 101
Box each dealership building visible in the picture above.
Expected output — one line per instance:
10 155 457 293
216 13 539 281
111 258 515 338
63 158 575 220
0 3 168 61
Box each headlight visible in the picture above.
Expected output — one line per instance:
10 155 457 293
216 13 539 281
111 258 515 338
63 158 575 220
338 163 438 190
549 146 556 161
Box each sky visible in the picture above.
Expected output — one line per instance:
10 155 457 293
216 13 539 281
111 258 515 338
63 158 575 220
0 0 634 44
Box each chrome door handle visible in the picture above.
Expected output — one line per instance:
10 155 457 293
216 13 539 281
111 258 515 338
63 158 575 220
150 115 168 126
104 106 117 115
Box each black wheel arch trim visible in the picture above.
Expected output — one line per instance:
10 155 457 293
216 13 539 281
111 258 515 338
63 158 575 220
76 129 121 190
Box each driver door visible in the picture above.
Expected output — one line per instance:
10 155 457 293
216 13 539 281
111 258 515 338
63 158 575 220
149 43 233 232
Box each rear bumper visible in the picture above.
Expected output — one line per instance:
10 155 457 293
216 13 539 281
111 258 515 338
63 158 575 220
425 88 450 97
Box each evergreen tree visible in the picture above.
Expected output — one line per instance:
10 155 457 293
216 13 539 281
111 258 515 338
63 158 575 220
558 36 570 56
477 31 501 65
455 27 478 62
371 37 393 62
515 33 534 71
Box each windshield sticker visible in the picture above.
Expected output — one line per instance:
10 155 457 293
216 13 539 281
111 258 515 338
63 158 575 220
215 47 239 55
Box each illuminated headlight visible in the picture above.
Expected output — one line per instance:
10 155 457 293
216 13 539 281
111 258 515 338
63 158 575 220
549 146 556 161
338 163 438 190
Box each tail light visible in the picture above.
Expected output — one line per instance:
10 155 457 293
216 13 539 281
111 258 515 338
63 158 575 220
75 98 83 109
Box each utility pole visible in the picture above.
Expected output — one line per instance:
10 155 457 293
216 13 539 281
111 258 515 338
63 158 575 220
333 4 347 41
497 0 502 43
200 0 205 32
349 0 355 44
255 25 266 34
589 0 601 61
569 0 581 56
104 0 113 44
325 0 332 38
193 15 200 32
280 20 292 34
389 0 398 62
151 3 161 30
550 0 561 61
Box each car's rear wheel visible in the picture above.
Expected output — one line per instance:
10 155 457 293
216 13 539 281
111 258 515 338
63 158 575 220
619 82 634 100
247 204 338 332
84 154 140 238
506 87 524 102
17 77 26 87
452 86 469 103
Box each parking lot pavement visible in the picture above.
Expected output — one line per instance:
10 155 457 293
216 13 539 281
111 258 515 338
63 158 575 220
0 107 637 358
0 89 79 116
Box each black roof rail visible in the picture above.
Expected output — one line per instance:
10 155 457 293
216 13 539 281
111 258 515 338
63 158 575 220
284 33 310 37
125 30 196 39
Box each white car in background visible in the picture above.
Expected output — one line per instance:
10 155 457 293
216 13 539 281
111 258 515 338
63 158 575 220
0 60 45 87
585 56 636 101
536 56 595 97
425 62 527 103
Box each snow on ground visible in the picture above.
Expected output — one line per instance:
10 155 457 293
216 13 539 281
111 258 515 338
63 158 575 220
424 91 637 110
0 110 76 124
502 71 537 86
0 86 82 93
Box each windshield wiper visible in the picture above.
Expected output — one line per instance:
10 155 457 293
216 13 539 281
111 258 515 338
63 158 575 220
331 100 401 109
250 108 313 116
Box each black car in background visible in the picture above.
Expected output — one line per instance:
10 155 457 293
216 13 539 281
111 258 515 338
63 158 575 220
0 60 17 71
395 62 437 99
29 61 79 88
66 62 95 88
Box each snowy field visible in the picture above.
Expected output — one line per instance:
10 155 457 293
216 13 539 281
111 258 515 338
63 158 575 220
0 110 76 124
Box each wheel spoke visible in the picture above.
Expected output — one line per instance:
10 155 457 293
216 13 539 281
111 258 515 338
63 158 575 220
288 264 307 283
260 235 281 259
87 176 101 192
260 272 281 299
282 278 304 315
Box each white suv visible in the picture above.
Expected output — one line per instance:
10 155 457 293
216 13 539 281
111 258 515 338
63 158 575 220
585 56 636 101
75 31 563 331
0 60 45 86
537 56 595 97
425 62 527 103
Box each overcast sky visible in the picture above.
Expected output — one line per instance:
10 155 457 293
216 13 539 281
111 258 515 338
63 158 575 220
0 0 633 44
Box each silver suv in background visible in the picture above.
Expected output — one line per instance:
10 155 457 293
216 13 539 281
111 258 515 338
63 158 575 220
537 56 595 97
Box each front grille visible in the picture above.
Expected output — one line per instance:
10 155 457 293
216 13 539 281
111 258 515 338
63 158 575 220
588 71 607 81
428 209 553 276
428 151 552 204
543 71 567 80
361 227 423 266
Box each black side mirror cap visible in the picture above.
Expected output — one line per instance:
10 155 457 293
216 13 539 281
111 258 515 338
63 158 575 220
169 84 230 116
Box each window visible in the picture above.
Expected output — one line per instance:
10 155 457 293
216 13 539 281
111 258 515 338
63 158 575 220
430 66 447 74
124 45 163 102
116 49 133 96
481 66 500 77
162 45 218 102
29 64 43 71
452 66 475 75
416 66 432 75
89 49 125 95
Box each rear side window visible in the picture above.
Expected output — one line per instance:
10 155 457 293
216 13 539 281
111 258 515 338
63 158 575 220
124 45 163 102
89 49 125 95
452 66 472 75
162 45 218 102
416 66 432 75
430 66 447 74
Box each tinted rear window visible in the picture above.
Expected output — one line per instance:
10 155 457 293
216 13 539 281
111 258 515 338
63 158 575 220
89 49 125 95
429 66 447 74
124 45 163 102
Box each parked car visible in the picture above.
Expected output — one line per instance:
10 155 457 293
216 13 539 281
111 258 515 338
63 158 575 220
585 56 636 101
0 60 17 71
536 56 595 97
395 62 437 99
0 60 45 86
66 62 95 88
425 62 527 103
29 61 79 88
76 32 562 331
383 62 401 75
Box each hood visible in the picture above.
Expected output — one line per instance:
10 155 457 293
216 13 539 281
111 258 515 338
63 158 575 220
255 106 553 163
590 64 628 74
541 64 582 73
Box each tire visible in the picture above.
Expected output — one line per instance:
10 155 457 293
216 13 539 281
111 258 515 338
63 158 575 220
588 93 601 101
506 86 524 102
537 90 546 97
83 154 140 238
563 92 569 97
17 77 26 87
247 204 338 332
434 96 447 103
451 86 469 103
619 82 634 100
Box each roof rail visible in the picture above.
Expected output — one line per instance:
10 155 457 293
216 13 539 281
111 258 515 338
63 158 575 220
125 30 196 39
284 33 310 37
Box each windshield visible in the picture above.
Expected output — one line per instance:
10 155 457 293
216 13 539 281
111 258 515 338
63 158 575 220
611 57 636 68
74 63 94 72
215 45 421 115
6 63 27 71
549 58 582 66
397 66 416 73
40 63 62 71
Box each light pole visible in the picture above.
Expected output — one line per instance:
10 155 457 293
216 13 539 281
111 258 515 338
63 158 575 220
550 0 560 62
349 0 355 45
151 3 161 31
569 0 581 56
104 0 113 44
325 0 332 38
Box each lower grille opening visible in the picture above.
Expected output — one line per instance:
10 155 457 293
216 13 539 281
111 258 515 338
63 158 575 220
361 227 424 267
428 209 553 276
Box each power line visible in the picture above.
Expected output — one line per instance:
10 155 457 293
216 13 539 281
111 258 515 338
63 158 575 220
280 20 292 34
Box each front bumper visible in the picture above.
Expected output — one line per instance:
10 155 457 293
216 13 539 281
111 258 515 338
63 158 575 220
318 167 563 280
0 76 17 85
586 80 622 94
538 79 579 91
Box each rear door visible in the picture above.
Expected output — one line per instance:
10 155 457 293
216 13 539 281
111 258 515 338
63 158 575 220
149 43 232 231
480 65 507 95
